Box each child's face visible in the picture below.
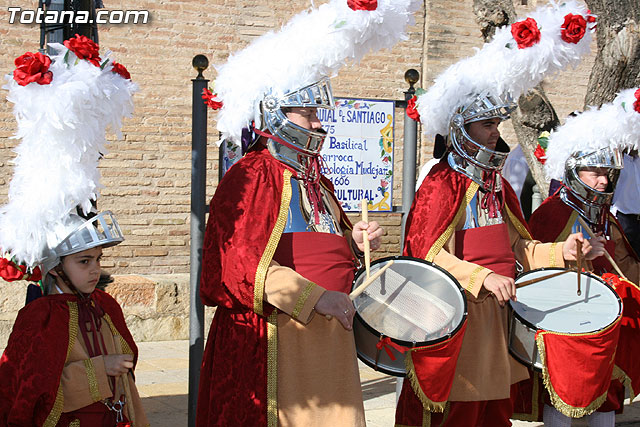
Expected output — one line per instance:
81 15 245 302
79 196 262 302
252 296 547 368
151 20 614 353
57 246 103 294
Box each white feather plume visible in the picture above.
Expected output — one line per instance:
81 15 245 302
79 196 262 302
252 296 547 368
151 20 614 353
0 43 137 267
414 0 593 137
214 0 421 145
545 87 640 180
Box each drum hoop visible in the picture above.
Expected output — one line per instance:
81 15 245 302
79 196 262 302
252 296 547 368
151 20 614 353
510 267 622 335
352 255 468 348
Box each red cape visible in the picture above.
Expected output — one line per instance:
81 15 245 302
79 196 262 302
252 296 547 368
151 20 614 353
197 144 353 426
404 160 531 260
0 290 137 426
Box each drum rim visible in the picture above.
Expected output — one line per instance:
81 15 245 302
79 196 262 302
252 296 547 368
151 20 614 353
352 255 468 348
509 267 623 335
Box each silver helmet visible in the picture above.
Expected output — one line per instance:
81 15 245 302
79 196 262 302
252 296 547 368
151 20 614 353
448 92 517 190
560 146 623 227
261 78 334 176
41 210 124 274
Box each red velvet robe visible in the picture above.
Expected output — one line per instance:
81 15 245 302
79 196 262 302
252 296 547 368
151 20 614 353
197 144 356 426
0 290 138 426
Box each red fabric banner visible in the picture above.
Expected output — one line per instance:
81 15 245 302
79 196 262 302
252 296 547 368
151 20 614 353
406 321 468 409
536 318 621 417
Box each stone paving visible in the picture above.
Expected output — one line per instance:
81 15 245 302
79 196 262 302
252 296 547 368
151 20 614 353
135 340 640 426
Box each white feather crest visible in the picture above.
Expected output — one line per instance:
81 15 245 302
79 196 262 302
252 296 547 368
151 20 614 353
545 87 640 180
0 43 137 267
415 0 593 137
214 0 421 145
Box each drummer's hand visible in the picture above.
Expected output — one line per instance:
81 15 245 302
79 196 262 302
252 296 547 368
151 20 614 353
483 273 517 306
314 290 355 331
562 232 606 261
352 221 384 252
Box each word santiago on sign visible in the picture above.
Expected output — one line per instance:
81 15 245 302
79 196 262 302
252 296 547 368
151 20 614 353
318 98 394 212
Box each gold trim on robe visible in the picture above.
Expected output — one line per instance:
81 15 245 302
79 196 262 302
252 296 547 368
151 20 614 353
255 169 293 316
267 310 279 427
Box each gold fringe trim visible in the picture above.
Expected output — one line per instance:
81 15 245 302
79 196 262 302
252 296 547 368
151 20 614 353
613 364 636 401
83 358 101 402
43 301 79 427
425 182 478 262
291 282 315 320
255 169 293 316
267 310 279 427
404 351 447 413
506 205 532 239
536 332 609 418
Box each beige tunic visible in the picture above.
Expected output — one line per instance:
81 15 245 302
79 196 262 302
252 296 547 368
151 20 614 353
433 213 565 401
265 261 366 427
57 291 149 426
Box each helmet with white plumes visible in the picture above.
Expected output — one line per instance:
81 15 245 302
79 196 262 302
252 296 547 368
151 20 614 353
545 87 640 227
413 1 595 190
0 36 136 282
212 0 421 175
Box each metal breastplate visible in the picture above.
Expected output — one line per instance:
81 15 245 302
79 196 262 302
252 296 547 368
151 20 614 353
283 177 343 234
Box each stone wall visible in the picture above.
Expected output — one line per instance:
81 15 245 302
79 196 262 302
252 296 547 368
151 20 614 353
0 0 597 341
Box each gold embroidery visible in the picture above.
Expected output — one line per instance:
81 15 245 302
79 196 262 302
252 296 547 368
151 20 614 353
425 182 478 262
506 206 532 239
69 420 80 427
104 313 133 355
404 350 447 413
43 301 79 427
83 359 101 402
468 266 486 294
292 282 315 320
255 169 293 316
549 242 559 267
422 408 431 427
267 310 278 427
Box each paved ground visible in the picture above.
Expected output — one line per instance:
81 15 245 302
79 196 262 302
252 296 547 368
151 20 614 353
135 340 640 426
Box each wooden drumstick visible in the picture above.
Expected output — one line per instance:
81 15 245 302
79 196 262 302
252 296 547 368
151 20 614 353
349 260 394 300
517 269 573 288
325 260 395 320
576 240 582 296
576 216 626 278
362 199 370 279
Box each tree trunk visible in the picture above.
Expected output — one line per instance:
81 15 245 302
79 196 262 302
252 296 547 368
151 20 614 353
583 0 640 106
472 0 559 193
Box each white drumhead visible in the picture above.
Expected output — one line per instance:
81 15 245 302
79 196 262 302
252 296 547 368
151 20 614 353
353 257 466 344
512 269 621 334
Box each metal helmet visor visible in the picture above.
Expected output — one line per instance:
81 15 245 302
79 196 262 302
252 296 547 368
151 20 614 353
564 146 623 207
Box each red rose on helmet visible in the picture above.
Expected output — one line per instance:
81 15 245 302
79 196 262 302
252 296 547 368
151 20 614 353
560 14 587 44
633 88 640 114
534 144 547 164
64 34 101 66
13 52 53 86
511 18 541 49
406 96 420 122
0 258 25 282
347 0 377 11
27 266 42 282
202 88 223 110
111 62 131 80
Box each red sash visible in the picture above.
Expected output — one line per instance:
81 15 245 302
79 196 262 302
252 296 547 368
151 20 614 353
273 232 355 293
455 222 516 279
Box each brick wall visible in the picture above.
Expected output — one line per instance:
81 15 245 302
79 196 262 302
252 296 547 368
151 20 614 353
0 0 595 276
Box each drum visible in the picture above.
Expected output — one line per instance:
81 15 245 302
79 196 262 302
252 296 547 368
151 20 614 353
509 268 622 371
352 256 467 376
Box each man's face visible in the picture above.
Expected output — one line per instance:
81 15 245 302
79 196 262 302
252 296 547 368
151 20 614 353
285 107 323 132
465 118 501 151
578 167 609 192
